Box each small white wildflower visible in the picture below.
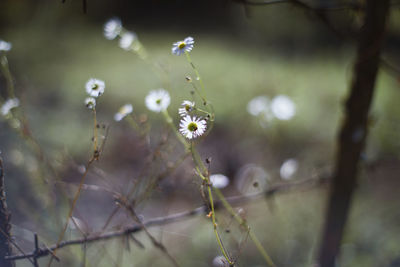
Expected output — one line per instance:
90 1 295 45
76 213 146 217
247 96 270 116
1 98 19 116
104 18 122 40
280 158 298 180
179 115 207 139
271 95 296 120
85 78 105 98
145 89 171 112
0 40 12 52
210 174 229 189
178 100 195 117
84 97 96 109
119 31 137 50
172 36 194 56
114 104 133 121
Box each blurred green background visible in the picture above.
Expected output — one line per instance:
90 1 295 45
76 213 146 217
1 1 400 266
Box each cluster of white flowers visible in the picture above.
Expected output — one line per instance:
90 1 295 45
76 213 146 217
172 37 194 56
0 40 12 52
144 91 206 139
247 94 296 127
1 98 19 116
104 18 137 51
84 78 105 109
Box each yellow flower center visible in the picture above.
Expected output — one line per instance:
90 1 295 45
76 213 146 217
188 122 198 132
92 84 99 90
178 42 186 49
156 99 162 105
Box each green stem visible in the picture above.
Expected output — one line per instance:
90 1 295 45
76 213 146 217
190 145 233 265
194 107 213 117
162 110 189 151
126 114 141 132
185 51 206 93
207 183 233 265
214 188 276 267
93 109 98 153
189 80 207 105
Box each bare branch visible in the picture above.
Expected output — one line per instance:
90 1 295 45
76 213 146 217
6 176 327 262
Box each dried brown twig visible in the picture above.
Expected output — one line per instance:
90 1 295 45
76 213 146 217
6 176 327 263
0 158 14 267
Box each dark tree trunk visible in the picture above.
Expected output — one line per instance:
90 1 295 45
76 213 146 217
318 1 390 266
0 158 13 267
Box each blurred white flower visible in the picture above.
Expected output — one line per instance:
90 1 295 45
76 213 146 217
85 78 105 97
114 104 133 121
247 96 269 116
104 18 122 40
179 115 207 139
178 100 195 117
212 256 230 267
210 174 229 189
84 97 96 109
271 95 296 120
0 40 12 52
280 158 298 180
119 31 137 50
172 36 194 56
145 89 171 112
235 164 269 195
1 98 19 116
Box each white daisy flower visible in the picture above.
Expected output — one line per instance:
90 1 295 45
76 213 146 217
1 98 19 116
104 18 122 40
84 97 96 109
114 104 133 121
271 95 296 120
0 40 12 52
178 100 195 117
145 89 171 113
280 158 298 180
179 115 207 139
85 78 105 98
119 31 137 51
210 174 229 189
172 36 194 56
